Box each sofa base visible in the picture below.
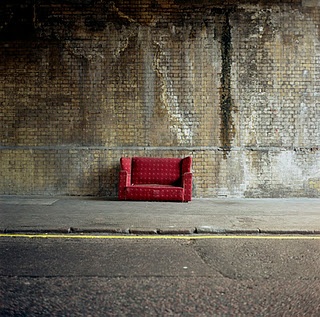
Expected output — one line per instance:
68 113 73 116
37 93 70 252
123 184 185 202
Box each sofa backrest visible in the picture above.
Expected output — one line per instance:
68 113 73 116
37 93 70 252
131 157 183 186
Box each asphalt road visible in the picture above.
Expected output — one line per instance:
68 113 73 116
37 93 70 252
1 235 320 316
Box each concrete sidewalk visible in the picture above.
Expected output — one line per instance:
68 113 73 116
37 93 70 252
0 196 320 235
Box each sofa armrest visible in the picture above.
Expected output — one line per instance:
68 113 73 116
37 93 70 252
118 170 131 200
182 172 192 202
120 170 131 186
120 157 132 173
182 156 192 174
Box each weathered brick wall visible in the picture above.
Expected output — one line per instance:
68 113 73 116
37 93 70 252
0 0 319 197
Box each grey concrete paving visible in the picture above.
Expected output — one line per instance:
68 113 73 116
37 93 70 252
0 196 320 234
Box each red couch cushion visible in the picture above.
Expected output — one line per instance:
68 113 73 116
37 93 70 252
131 157 182 186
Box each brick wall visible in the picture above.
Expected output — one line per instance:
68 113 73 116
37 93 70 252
0 0 319 197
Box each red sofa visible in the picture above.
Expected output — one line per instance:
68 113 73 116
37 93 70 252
118 156 192 202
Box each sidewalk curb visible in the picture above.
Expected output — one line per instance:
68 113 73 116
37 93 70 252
195 227 260 234
1 227 320 235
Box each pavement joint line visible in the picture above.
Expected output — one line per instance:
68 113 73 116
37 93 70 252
1 233 320 240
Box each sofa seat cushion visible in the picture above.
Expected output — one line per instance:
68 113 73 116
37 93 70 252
124 184 184 201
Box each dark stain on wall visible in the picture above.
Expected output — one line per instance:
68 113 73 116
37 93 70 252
78 56 90 146
0 1 35 40
218 9 235 155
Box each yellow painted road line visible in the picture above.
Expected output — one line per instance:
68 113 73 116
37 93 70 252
1 233 320 240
